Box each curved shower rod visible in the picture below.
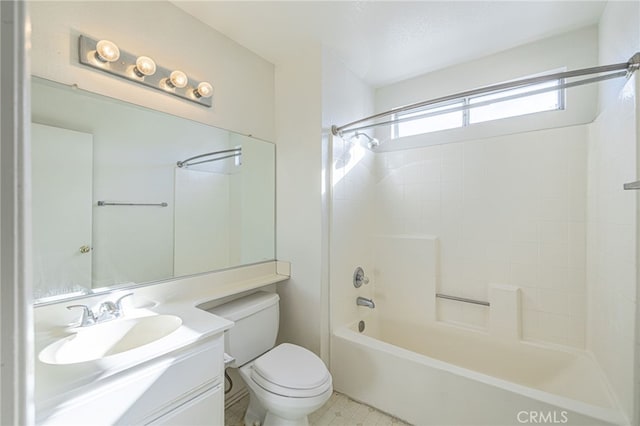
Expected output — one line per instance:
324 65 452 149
332 52 640 136
177 147 242 168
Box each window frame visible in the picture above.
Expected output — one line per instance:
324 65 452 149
391 72 566 139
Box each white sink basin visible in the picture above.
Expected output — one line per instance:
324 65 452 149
39 314 182 365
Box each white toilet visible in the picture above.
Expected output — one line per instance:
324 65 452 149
208 291 332 426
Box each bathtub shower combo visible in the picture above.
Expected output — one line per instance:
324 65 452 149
331 236 625 426
329 56 640 426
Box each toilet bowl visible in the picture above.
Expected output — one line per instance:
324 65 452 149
207 292 332 426
240 344 332 426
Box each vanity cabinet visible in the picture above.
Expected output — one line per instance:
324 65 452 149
37 334 225 426
149 384 223 425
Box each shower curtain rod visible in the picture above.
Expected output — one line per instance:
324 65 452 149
349 71 627 134
177 147 241 168
331 52 640 136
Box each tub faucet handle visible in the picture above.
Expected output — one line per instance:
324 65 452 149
353 266 370 288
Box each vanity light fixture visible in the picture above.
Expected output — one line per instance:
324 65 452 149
95 40 120 63
194 82 214 98
167 70 188 89
133 56 157 77
78 35 213 107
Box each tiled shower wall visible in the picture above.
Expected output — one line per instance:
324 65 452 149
331 139 377 329
374 125 588 348
586 75 637 421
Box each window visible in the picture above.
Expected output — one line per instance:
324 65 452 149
394 101 464 138
392 72 564 139
468 80 563 124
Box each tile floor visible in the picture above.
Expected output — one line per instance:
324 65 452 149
225 392 411 426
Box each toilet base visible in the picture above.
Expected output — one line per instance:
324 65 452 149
243 388 266 426
263 412 309 426
241 386 317 426
237 363 332 426
244 411 310 426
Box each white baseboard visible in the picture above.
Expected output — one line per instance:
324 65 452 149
225 388 249 409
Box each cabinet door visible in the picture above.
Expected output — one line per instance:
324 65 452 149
149 384 223 426
38 336 224 425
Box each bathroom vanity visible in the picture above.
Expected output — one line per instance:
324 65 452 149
34 261 290 425
35 301 233 425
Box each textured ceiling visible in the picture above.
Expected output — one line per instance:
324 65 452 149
172 1 606 88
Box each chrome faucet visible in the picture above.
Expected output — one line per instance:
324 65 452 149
67 293 133 327
66 304 97 327
356 296 375 309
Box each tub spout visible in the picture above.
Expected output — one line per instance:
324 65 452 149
356 296 375 309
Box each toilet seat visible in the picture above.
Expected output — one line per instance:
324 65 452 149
251 343 332 398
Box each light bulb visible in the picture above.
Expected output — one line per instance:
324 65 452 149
194 82 213 98
134 56 156 77
95 40 120 63
168 70 188 89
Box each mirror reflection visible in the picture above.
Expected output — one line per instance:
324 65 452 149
31 77 275 303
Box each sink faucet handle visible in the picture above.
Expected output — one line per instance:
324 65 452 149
115 292 134 313
66 304 96 327
99 300 118 315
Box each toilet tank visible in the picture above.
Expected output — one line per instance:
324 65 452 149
207 291 279 367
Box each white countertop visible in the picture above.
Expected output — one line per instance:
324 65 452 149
34 261 290 415
35 301 233 413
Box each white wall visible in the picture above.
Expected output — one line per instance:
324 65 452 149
324 48 376 343
375 26 599 150
274 46 376 359
274 46 323 354
586 2 640 422
372 236 438 331
597 0 640 114
586 74 637 423
374 125 588 348
0 2 33 423
29 1 274 141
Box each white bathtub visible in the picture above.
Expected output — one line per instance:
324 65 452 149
331 317 627 426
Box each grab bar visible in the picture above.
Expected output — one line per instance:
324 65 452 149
436 293 490 307
97 201 168 207
623 180 640 190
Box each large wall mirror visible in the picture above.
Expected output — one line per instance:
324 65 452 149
32 77 275 304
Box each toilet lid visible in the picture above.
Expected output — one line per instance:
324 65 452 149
251 368 332 398
252 343 331 392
